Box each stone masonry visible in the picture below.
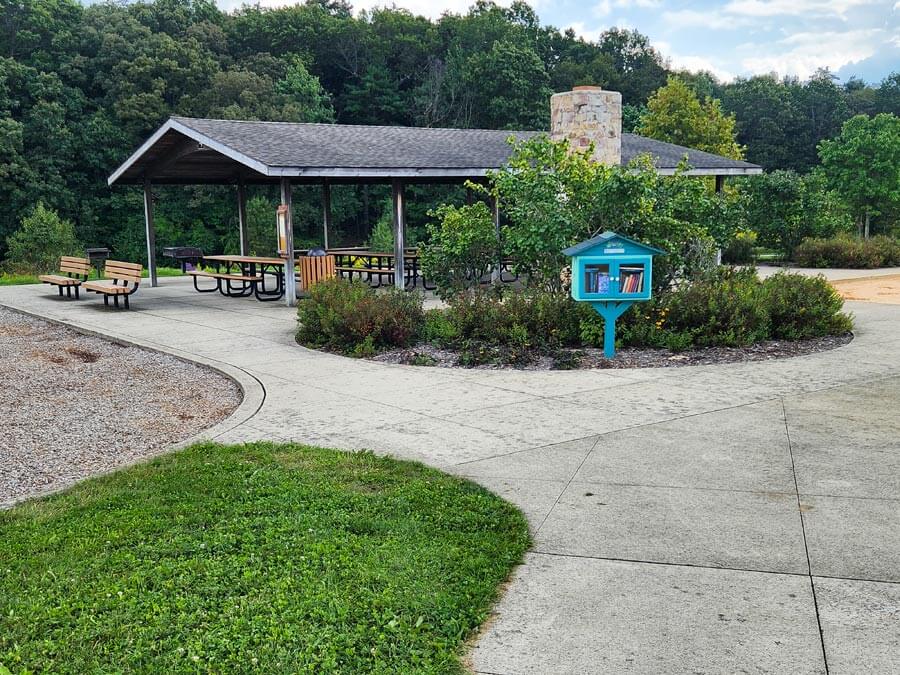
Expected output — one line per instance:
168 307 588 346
550 85 622 165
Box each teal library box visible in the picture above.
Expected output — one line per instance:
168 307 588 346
563 231 664 357
564 231 662 302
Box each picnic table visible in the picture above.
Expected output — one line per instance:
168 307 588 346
192 254 289 301
332 250 434 290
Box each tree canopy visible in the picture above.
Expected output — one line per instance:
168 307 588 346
0 0 897 265
637 76 744 159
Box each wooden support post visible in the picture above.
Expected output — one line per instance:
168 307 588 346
322 180 332 250
392 179 406 290
280 178 297 307
237 178 249 256
143 177 157 287
715 175 725 193
491 195 501 284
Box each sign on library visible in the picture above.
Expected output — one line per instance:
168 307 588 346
563 231 664 358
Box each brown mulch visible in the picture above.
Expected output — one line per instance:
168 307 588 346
370 333 854 370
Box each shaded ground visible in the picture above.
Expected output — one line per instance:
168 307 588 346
832 274 900 304
0 307 241 507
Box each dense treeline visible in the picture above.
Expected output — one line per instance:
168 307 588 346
1 0 897 264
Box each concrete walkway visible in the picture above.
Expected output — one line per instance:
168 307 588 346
2 277 898 674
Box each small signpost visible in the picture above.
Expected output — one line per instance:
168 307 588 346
563 231 663 358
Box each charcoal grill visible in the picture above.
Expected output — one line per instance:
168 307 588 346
162 246 204 272
85 247 111 279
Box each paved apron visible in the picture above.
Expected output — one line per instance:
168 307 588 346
2 277 898 674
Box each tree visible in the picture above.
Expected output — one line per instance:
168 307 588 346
818 113 900 237
420 202 497 298
484 136 723 291
638 76 744 159
3 202 80 273
720 75 801 170
736 170 850 258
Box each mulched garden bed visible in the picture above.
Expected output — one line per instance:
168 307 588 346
370 333 854 370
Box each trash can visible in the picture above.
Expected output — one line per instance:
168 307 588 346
299 251 335 291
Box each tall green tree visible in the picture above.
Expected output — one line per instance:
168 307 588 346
638 76 744 159
818 113 900 237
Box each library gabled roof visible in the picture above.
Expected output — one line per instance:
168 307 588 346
108 117 762 186
563 231 666 257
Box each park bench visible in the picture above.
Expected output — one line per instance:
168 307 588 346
82 260 143 309
39 256 91 299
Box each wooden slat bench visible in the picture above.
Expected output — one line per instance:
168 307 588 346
187 270 263 298
82 260 143 309
39 256 91 299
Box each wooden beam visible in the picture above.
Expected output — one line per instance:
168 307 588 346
392 179 406 290
145 137 204 178
237 178 249 256
143 178 158 287
715 175 726 193
280 178 297 306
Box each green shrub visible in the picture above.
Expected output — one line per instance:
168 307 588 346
763 273 853 339
794 234 900 268
422 308 459 346
297 278 424 354
420 202 497 299
3 203 81 274
619 268 853 350
721 230 757 264
298 272 852 363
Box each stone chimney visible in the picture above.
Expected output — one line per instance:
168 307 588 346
550 85 622 165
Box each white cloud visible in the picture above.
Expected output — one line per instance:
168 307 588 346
725 0 878 17
741 28 883 77
655 40 737 81
592 0 660 18
567 21 605 42
660 8 750 30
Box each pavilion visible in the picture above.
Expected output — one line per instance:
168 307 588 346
107 115 762 304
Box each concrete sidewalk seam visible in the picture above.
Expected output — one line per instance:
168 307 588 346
783 397 831 675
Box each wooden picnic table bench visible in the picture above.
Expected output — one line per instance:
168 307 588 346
82 260 143 309
39 256 91 299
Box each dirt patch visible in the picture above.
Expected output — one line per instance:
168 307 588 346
371 333 853 370
831 274 900 304
0 306 242 508
65 346 101 363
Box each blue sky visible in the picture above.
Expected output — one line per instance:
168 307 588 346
218 0 899 83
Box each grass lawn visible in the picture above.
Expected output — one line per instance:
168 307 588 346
0 267 184 286
0 442 529 674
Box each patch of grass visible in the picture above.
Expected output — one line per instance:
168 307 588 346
0 267 183 286
0 442 529 674
0 273 40 286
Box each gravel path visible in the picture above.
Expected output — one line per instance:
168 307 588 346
0 307 242 507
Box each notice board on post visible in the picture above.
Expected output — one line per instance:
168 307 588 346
276 204 290 256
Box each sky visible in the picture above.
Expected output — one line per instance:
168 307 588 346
216 0 900 83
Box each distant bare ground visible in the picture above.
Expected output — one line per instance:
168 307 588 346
832 274 900 304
